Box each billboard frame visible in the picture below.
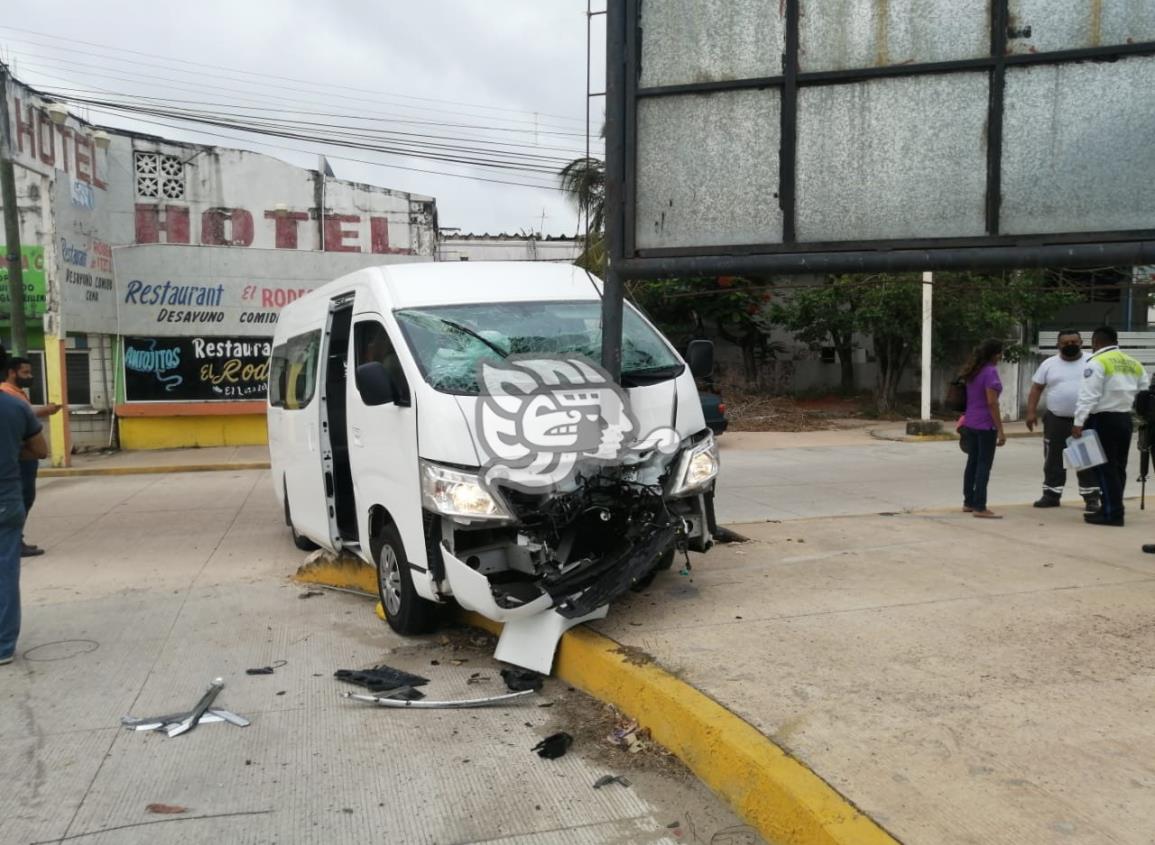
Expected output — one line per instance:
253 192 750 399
605 0 1155 281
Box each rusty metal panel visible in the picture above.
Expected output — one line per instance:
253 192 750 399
799 0 990 72
635 90 782 249
1007 0 1155 54
795 73 988 241
639 0 784 88
1001 56 1155 235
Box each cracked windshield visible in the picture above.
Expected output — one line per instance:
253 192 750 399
395 300 680 393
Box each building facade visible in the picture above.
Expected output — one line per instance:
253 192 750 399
2 73 438 460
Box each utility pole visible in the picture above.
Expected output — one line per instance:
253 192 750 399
0 64 27 354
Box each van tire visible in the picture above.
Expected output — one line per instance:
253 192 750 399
373 521 438 635
283 483 320 552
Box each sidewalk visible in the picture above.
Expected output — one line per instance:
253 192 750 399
599 504 1155 844
869 419 1041 442
44 445 270 476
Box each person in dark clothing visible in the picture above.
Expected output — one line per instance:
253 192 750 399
0 345 50 665
1 357 60 556
960 340 1007 519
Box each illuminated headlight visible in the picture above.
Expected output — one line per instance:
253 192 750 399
420 461 510 520
669 433 720 496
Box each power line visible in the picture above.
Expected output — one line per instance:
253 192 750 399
8 52 589 138
57 94 579 168
14 57 599 145
76 104 568 193
75 97 567 176
0 24 589 127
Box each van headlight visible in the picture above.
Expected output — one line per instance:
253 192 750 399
421 461 511 520
669 433 720 496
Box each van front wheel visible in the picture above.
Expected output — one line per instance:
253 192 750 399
373 522 438 635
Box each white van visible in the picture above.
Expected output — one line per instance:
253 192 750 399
267 262 718 672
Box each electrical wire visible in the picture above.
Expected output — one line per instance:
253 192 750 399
0 24 589 127
10 54 596 141
73 104 568 193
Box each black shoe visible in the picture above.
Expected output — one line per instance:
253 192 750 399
1143 544 1155 554
20 543 43 557
1033 496 1061 508
1084 512 1124 526
1084 498 1101 514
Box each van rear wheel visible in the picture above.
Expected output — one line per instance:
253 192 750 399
373 522 438 635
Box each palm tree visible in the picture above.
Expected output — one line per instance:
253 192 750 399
558 156 605 272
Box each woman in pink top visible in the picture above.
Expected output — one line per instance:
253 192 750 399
959 339 1007 518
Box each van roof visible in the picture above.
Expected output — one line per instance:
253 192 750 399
375 261 604 309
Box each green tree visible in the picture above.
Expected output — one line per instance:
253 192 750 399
772 271 1078 414
631 276 782 385
558 156 605 273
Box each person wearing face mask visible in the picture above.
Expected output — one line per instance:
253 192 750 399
1025 330 1100 512
0 358 61 557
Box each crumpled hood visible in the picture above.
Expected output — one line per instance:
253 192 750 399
416 377 706 468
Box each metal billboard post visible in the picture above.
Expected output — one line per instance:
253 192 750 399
600 0 627 382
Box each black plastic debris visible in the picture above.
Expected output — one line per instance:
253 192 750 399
592 774 631 790
335 664 430 697
532 732 573 759
245 660 287 676
298 590 325 599
501 667 544 693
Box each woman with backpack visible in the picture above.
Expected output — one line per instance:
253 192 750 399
958 339 1007 518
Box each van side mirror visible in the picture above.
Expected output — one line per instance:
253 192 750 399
355 362 403 406
686 339 715 380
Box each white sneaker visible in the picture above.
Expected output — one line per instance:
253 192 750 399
0 655 12 666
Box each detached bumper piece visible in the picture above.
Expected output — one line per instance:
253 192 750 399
121 677 250 736
546 523 677 619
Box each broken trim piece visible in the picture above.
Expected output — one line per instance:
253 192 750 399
341 689 536 709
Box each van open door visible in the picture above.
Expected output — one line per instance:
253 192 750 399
319 293 359 551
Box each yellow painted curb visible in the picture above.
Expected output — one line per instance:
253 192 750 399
292 556 897 845
462 611 897 845
294 555 378 595
40 461 271 478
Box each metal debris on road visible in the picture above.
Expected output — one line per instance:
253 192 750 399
122 678 250 736
245 660 287 675
342 689 536 709
532 732 573 759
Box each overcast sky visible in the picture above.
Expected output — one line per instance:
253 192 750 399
1 1 606 236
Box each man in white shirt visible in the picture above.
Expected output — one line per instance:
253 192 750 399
1025 330 1099 511
1072 326 1149 527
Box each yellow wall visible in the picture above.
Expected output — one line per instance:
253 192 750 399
119 415 268 450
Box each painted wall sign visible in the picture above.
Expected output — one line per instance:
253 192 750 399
0 245 47 325
123 335 272 402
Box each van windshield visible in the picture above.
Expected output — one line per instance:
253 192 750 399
394 300 682 394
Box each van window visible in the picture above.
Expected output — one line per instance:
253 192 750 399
269 330 321 410
394 300 680 394
354 320 409 401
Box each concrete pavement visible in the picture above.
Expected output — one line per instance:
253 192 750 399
10 431 1155 844
3 470 755 845
596 503 1155 844
716 431 1049 523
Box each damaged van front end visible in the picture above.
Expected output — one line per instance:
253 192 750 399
420 431 718 673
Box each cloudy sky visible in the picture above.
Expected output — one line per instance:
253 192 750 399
1 0 606 236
